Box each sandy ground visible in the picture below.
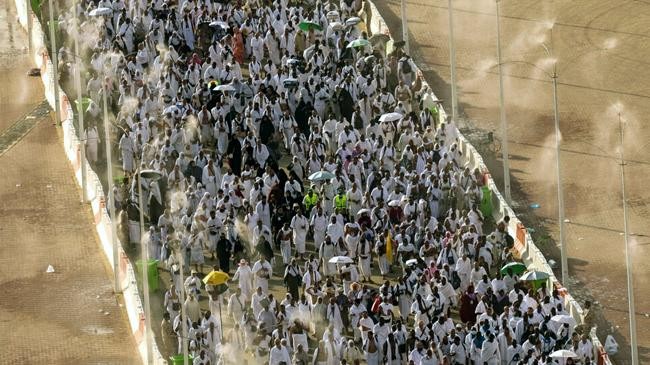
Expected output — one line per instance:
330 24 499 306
0 0 140 363
373 0 650 363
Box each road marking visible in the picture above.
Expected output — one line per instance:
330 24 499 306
0 100 51 156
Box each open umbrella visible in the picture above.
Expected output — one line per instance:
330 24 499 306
369 33 390 45
329 22 345 31
550 314 577 328
299 21 323 31
347 39 371 48
308 170 335 182
379 112 403 123
329 256 354 264
520 270 550 281
89 7 113 16
500 262 527 276
345 17 361 26
209 21 229 29
163 105 180 115
202 270 230 285
74 97 93 113
549 350 578 359
357 208 370 216
214 84 236 92
303 45 317 60
326 10 340 20
283 78 299 88
405 259 419 267
286 58 301 66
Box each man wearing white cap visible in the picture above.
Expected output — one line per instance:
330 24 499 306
232 259 254 301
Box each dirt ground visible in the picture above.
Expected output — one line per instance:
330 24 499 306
0 0 140 363
373 0 650 363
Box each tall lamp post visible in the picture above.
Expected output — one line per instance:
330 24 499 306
495 0 511 204
492 56 566 283
540 42 568 285
47 0 61 123
102 78 120 294
138 169 162 364
447 0 458 122
400 0 410 55
88 4 119 294
174 240 189 365
495 35 614 285
617 112 639 365
71 0 88 202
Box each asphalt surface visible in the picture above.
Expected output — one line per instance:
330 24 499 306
0 0 140 363
373 0 650 363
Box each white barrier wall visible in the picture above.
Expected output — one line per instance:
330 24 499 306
14 2 166 364
366 2 611 364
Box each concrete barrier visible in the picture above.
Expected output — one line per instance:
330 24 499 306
14 2 166 364
367 1 610 362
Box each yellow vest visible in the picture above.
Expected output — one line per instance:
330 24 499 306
334 194 347 210
303 193 318 209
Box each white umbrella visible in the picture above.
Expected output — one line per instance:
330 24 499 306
345 17 361 26
329 256 354 264
388 200 400 207
214 84 236 92
405 259 418 266
283 78 299 88
327 10 340 20
356 208 370 216
549 350 578 359
163 105 180 115
379 112 403 123
550 314 577 328
330 22 345 31
89 7 113 17
209 21 229 29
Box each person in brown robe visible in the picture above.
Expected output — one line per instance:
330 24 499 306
459 284 479 324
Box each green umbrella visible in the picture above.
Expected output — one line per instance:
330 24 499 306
520 270 550 281
521 270 550 290
299 21 323 31
500 262 527 276
347 38 371 48
74 97 93 113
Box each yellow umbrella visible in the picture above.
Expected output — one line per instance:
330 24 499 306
202 270 230 286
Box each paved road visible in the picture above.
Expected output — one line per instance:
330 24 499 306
374 0 650 363
0 0 140 363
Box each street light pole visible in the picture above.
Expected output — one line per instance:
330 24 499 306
103 80 120 294
176 246 189 365
447 0 458 122
551 67 568 285
495 0 511 204
137 173 152 364
47 0 61 124
618 113 639 365
72 1 87 202
400 0 410 55
25 0 32 53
